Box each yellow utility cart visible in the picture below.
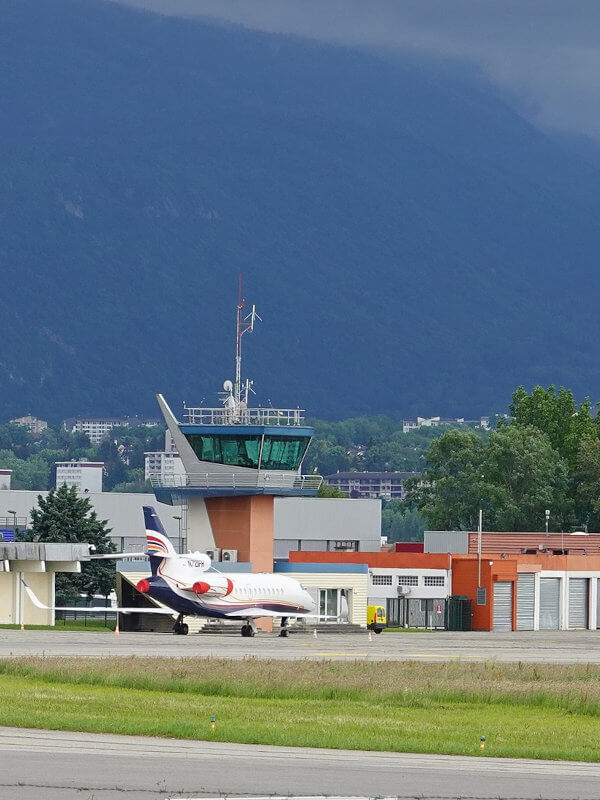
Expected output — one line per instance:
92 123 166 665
367 604 386 633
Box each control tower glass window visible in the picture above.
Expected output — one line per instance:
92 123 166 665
186 434 261 468
260 435 310 471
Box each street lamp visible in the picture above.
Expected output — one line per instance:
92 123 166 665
7 509 16 530
173 515 182 553
545 509 550 535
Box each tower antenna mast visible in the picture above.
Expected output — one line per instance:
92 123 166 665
234 274 260 407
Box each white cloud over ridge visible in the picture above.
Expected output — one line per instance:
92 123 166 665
111 0 600 142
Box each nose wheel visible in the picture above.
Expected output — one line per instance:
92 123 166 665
173 615 189 635
279 616 289 638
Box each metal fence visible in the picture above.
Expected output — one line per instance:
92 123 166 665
150 472 323 491
386 597 447 629
182 407 306 426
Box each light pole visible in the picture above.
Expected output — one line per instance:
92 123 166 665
7 509 16 531
173 515 182 553
545 509 550 535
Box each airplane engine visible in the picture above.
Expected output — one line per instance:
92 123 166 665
191 577 233 597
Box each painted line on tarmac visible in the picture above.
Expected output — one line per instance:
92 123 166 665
406 653 482 659
312 652 370 657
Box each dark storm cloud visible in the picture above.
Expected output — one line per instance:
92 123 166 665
110 0 600 141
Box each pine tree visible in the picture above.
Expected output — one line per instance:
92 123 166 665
30 484 116 600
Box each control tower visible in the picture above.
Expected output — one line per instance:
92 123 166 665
151 281 322 581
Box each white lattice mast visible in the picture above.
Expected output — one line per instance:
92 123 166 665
234 274 260 408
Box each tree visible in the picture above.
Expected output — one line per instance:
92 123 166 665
405 425 572 532
481 425 571 531
29 485 116 599
404 430 487 530
574 433 600 531
381 501 426 542
509 385 597 471
316 483 348 498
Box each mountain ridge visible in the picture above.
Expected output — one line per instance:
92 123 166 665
1 0 600 422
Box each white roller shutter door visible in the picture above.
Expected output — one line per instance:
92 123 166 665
540 577 560 630
568 578 588 629
516 573 535 631
493 581 513 631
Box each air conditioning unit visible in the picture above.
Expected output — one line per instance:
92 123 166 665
397 585 412 597
206 548 222 562
221 549 238 563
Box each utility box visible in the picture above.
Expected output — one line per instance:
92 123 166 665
447 595 472 631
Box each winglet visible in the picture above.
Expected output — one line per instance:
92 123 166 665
20 578 50 610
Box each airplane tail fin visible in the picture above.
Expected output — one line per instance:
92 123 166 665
143 506 177 575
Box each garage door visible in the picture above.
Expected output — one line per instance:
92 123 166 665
540 577 560 630
516 573 535 630
568 578 588 629
493 581 513 631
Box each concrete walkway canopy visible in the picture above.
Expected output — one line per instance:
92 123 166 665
0 542 90 626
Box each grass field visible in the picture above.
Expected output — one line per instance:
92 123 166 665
1 657 600 761
0 621 113 632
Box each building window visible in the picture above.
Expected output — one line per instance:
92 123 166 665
372 575 393 585
398 575 419 586
424 576 445 587
329 540 358 552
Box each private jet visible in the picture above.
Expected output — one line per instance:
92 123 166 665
23 505 316 637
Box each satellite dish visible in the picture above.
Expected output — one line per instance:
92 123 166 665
223 380 233 392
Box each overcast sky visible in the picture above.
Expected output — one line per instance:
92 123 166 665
111 0 600 142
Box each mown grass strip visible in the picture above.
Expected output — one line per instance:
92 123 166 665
1 673 600 761
2 657 600 715
0 622 112 632
2 658 600 760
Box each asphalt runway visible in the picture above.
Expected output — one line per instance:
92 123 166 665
1 726 600 800
2 628 600 662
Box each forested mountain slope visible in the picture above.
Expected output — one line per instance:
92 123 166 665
2 0 600 420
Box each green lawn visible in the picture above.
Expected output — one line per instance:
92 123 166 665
1 658 600 761
0 621 113 632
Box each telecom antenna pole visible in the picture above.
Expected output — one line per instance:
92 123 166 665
234 275 260 408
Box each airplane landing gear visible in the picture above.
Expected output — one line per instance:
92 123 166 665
173 615 189 635
241 620 257 637
279 616 289 638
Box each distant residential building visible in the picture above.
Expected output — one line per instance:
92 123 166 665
55 461 104 493
402 415 491 434
64 416 161 445
10 415 48 435
144 430 183 482
324 471 418 501
0 470 12 490
144 451 185 483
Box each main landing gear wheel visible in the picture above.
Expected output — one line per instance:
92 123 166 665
241 623 256 637
279 616 289 638
173 616 189 635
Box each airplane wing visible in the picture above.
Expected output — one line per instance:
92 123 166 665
87 552 147 560
21 579 175 616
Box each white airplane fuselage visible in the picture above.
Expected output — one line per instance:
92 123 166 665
137 553 315 621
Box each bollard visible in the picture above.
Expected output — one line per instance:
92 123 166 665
210 715 216 733
479 736 486 751
114 617 120 636
368 630 372 642
313 628 318 638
